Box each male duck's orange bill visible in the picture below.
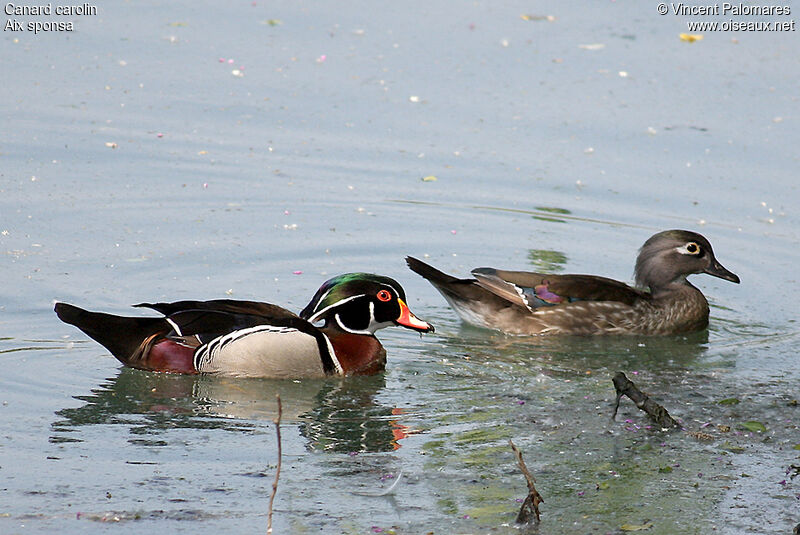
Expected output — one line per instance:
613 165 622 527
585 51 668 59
396 299 434 333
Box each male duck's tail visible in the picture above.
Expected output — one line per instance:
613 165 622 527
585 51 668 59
55 302 170 368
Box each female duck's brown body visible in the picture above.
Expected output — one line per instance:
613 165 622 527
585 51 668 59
408 230 739 336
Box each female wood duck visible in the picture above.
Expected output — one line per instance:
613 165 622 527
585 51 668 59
55 273 434 378
407 230 739 336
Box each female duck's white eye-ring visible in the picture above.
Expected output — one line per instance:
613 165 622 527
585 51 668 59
677 242 701 255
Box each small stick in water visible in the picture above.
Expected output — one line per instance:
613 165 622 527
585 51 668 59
509 439 544 524
267 394 282 535
611 371 679 429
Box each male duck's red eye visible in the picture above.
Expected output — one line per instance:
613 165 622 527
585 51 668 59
376 290 392 302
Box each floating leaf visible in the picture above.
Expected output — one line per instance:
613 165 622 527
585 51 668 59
520 14 555 22
421 175 437 182
620 522 653 531
679 33 703 42
534 206 571 215
527 249 567 273
658 466 673 473
738 421 767 433
792 444 800 451
721 441 745 454
717 398 740 405
597 481 610 490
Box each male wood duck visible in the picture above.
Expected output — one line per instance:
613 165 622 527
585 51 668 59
54 273 434 378
407 230 739 336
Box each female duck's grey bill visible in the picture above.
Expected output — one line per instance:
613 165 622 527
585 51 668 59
704 260 740 284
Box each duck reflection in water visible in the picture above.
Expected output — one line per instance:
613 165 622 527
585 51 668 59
51 369 411 453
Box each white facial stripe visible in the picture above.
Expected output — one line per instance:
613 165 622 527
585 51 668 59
334 313 373 335
305 286 333 320
315 287 334 307
380 282 403 301
366 301 395 333
308 294 365 323
333 302 394 335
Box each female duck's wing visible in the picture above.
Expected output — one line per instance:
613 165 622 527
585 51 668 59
471 268 646 312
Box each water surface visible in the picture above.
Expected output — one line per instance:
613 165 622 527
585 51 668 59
2 1 798 534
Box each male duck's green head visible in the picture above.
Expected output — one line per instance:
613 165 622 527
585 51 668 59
300 273 434 335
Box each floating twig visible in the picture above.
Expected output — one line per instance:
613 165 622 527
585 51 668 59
267 394 282 535
509 439 544 524
612 372 679 429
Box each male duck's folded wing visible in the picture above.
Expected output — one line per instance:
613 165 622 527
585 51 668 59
134 300 318 341
134 299 298 319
